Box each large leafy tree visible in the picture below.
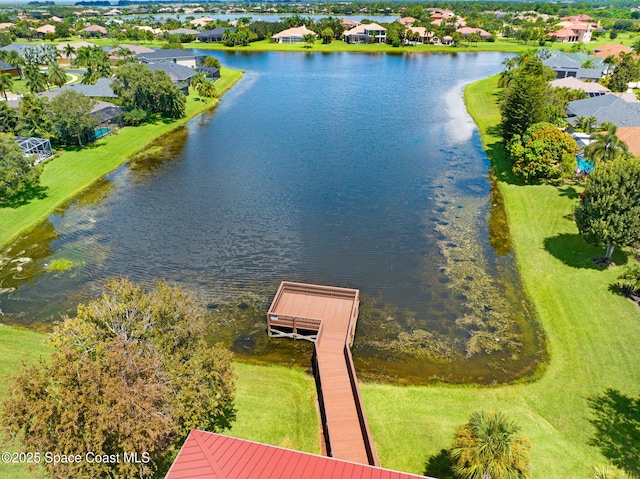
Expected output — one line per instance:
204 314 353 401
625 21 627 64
2 278 236 479
507 122 578 181
0 132 41 202
585 123 630 164
112 63 186 118
16 94 53 138
450 411 531 479
49 90 97 147
0 101 18 133
575 158 640 263
500 59 552 142
607 52 639 93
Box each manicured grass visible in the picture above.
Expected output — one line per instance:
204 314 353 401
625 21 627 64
0 325 52 479
228 362 321 454
360 75 640 477
0 67 242 250
0 325 320 478
186 37 535 53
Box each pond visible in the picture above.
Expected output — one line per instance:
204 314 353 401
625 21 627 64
0 51 545 384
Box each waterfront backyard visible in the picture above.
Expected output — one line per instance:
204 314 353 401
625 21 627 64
1 52 640 479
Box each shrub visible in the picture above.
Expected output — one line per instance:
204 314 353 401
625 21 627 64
123 108 148 126
617 264 640 297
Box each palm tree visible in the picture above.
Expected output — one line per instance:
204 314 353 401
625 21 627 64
62 43 76 63
573 115 597 134
72 46 94 68
23 65 47 94
592 465 636 479
581 58 596 69
47 62 67 89
450 411 531 479
585 122 630 164
0 73 13 100
5 50 25 78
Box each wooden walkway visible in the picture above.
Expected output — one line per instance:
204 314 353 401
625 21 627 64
267 282 379 467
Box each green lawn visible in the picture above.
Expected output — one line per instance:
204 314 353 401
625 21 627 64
360 76 640 478
0 67 242 250
0 325 319 478
186 37 536 53
0 325 52 479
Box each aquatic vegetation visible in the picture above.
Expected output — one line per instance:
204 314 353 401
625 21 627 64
45 259 74 272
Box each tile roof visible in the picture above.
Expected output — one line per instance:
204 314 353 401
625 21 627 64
616 127 640 157
549 76 610 93
272 25 317 38
166 431 431 479
593 43 634 58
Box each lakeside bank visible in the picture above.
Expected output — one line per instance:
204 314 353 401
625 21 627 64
2 66 640 479
0 67 243 250
360 76 640 477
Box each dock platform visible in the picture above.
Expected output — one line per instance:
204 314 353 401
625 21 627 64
267 281 379 467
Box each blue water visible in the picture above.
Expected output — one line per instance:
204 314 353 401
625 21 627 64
577 156 594 174
0 52 539 382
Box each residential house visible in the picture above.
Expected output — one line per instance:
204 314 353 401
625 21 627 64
197 27 236 43
549 77 610 97
35 24 56 37
566 94 640 127
107 43 155 63
0 22 16 30
135 49 200 68
562 14 594 22
593 43 634 59
145 61 199 94
549 21 597 43
189 17 214 28
272 25 317 44
542 51 607 80
456 27 491 39
38 77 118 100
343 23 387 44
616 127 640 157
56 41 97 64
441 35 454 46
398 16 417 28
406 26 439 44
166 430 430 479
167 28 200 36
79 24 108 37
0 60 20 77
341 19 358 30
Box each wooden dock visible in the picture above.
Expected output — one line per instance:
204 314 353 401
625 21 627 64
267 281 379 467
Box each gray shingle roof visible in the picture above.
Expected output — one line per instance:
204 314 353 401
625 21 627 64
135 49 196 62
146 61 197 82
567 94 640 127
543 51 607 80
39 77 117 100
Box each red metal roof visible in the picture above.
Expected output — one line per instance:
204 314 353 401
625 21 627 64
166 431 429 479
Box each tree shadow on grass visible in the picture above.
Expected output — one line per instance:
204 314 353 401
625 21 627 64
544 234 629 270
0 184 48 209
424 449 456 479
588 389 640 476
557 186 580 200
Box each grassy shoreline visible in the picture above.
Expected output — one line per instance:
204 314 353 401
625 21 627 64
360 75 640 477
0 67 243 250
2 66 640 479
